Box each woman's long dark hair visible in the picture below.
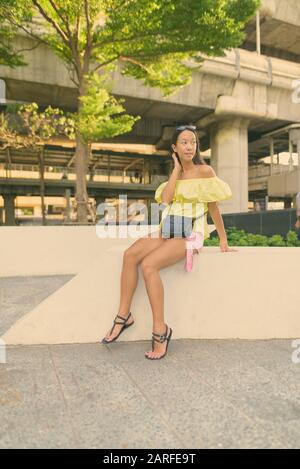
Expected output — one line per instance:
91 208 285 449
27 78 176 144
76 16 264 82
170 126 207 168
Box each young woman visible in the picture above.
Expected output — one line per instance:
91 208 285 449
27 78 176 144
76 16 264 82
101 124 238 360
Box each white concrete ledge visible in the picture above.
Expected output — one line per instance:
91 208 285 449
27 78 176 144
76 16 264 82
0 225 158 277
0 224 217 277
0 226 299 344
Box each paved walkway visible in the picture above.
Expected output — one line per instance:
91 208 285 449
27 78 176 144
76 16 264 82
0 275 74 336
0 276 299 448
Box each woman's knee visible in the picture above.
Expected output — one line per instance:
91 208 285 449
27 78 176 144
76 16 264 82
140 259 156 278
123 246 139 264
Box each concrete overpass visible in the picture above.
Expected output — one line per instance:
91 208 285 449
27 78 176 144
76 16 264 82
0 0 300 217
0 144 171 225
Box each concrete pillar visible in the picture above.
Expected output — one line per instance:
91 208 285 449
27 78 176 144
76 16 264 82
143 159 151 184
95 196 107 222
209 118 250 214
65 188 71 222
145 198 152 224
270 138 275 175
89 168 95 181
290 128 300 168
296 140 300 167
3 194 16 226
284 199 292 209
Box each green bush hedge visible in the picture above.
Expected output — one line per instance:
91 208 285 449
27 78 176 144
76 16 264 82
204 227 300 247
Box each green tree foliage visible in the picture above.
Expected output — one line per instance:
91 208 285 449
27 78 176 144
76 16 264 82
75 73 140 142
0 103 75 149
4 0 261 221
0 0 32 67
7 0 261 95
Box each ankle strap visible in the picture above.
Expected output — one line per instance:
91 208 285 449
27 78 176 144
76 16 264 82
114 312 131 324
152 325 168 343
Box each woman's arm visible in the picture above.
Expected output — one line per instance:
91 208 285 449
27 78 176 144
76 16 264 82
160 154 182 204
207 202 227 242
205 165 237 252
160 167 181 204
208 201 238 252
204 165 228 241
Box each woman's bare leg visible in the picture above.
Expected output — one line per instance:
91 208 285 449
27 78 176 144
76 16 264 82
140 237 187 359
103 230 166 342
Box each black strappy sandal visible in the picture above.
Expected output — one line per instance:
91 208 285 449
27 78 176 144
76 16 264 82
101 312 134 344
145 324 173 360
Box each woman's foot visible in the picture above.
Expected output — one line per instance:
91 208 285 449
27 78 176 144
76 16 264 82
102 312 134 343
144 324 171 359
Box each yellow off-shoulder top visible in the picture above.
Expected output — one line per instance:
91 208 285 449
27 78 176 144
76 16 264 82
154 176 232 240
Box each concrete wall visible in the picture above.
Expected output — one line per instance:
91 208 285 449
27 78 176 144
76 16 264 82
1 37 300 123
268 168 300 197
0 225 149 276
0 226 299 344
261 0 300 26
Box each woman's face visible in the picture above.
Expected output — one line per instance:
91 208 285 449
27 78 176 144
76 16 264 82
172 130 197 162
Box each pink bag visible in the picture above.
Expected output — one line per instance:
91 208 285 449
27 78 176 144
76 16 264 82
184 231 204 272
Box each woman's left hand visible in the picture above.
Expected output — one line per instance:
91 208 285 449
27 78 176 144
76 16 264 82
219 239 239 252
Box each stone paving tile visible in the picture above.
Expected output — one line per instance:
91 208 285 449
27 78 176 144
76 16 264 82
1 276 299 448
173 339 300 448
0 275 74 335
106 339 294 449
0 345 78 448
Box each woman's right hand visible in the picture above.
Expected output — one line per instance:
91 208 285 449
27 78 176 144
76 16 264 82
171 152 182 173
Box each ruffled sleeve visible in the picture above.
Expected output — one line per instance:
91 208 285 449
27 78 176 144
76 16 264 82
154 181 168 203
196 176 232 202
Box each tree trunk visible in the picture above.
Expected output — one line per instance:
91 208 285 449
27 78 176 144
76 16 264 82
74 133 89 223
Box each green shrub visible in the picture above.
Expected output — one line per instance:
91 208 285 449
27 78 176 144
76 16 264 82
286 230 299 247
267 234 285 247
204 227 300 247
